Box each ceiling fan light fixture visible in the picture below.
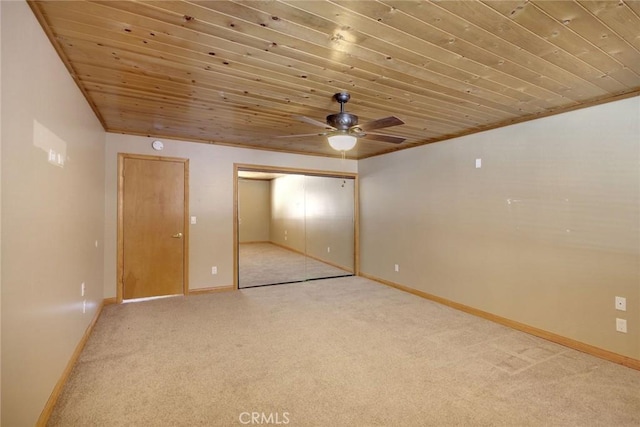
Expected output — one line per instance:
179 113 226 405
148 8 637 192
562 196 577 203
327 134 357 151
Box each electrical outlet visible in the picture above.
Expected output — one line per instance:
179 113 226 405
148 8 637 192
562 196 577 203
81 282 85 297
615 296 626 311
616 318 627 333
327 247 331 253
211 266 217 275
394 264 399 272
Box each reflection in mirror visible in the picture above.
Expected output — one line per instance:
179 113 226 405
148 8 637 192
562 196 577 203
238 171 355 288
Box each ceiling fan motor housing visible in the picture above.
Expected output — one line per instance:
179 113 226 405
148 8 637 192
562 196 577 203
326 112 358 130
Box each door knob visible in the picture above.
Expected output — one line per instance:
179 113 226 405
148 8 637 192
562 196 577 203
172 232 183 238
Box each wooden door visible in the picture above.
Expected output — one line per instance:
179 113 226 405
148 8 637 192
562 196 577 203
119 155 188 300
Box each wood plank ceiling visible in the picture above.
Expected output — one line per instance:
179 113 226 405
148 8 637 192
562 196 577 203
29 0 640 159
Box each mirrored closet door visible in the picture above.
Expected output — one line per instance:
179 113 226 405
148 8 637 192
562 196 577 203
237 169 356 288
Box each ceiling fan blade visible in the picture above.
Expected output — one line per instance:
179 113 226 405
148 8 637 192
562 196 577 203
293 115 336 130
358 116 404 131
361 133 406 144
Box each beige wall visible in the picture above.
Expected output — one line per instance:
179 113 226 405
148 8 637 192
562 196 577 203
103 134 357 296
1 2 107 425
269 175 355 270
359 96 640 359
238 179 271 243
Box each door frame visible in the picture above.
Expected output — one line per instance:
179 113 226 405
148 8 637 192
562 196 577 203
233 163 359 290
117 153 190 303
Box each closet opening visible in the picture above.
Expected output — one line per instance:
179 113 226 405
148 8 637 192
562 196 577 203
234 164 358 289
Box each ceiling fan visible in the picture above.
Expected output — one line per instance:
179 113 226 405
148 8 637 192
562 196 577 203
280 92 406 151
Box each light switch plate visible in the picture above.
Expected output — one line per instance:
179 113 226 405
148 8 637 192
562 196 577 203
615 296 626 311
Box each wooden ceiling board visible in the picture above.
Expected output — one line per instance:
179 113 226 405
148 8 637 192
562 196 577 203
578 1 640 51
28 0 640 159
437 1 622 95
483 1 640 88
324 1 565 103
626 0 640 19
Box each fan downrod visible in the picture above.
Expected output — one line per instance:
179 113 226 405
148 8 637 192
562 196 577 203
333 92 351 108
327 92 358 130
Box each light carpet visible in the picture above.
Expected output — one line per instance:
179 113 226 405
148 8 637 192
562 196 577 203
48 276 640 426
